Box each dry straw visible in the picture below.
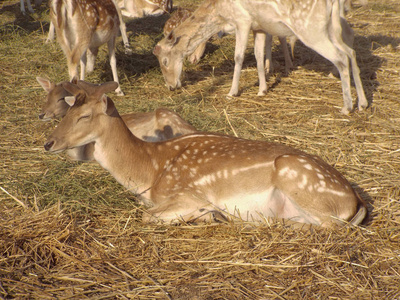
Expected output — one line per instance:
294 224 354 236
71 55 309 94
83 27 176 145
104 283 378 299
1 0 400 298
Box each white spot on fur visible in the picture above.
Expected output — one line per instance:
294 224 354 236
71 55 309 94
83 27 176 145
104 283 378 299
279 167 298 179
303 164 313 170
298 175 308 189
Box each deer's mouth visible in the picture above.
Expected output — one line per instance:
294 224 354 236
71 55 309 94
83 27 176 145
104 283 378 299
44 140 67 153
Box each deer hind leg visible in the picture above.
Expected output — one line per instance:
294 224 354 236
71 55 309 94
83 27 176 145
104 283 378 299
264 33 273 74
254 31 268 96
272 154 359 227
279 37 294 75
298 32 355 114
337 37 368 112
228 24 251 97
21 0 34 14
107 38 124 96
143 198 216 224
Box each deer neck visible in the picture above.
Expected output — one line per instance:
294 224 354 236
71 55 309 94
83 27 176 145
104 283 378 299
92 114 159 196
178 2 227 56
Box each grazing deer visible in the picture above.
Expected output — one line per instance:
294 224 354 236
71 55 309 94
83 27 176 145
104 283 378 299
50 0 124 95
163 7 207 64
115 0 172 18
164 7 293 72
36 77 196 160
44 80 367 227
153 0 368 114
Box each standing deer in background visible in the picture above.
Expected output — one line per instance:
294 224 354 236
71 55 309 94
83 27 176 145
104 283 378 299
50 0 124 95
46 0 132 55
36 77 196 160
116 0 172 18
44 80 367 227
153 0 368 114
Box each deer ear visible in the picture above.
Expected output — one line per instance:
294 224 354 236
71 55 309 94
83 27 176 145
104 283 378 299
62 81 82 96
101 95 116 116
64 96 76 107
36 77 54 92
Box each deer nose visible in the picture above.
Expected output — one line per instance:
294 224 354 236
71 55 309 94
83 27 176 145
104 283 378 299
44 141 54 151
168 86 176 91
38 113 45 119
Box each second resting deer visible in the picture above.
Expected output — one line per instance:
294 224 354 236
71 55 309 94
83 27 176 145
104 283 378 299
44 80 367 227
37 77 196 161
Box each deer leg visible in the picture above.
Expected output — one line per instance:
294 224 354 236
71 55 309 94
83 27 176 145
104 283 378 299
297 31 354 114
79 50 87 80
264 33 273 74
25 0 34 14
119 21 132 55
271 154 359 227
46 21 55 43
66 50 81 80
338 36 368 111
107 38 124 96
143 198 215 224
86 47 98 73
279 37 293 75
228 24 251 97
254 31 267 96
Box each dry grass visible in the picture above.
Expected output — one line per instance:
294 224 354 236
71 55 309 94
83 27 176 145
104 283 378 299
1 0 400 298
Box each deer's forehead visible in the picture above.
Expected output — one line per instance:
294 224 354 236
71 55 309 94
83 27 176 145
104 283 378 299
68 101 95 114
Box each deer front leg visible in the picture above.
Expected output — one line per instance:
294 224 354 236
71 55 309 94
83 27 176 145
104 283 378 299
86 47 98 73
228 24 251 97
254 31 268 96
107 38 124 96
46 21 55 43
79 50 87 80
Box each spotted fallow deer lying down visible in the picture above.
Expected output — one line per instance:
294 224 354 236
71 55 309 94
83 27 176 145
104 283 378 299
36 77 196 161
115 0 172 18
153 0 368 114
44 80 367 227
50 0 124 95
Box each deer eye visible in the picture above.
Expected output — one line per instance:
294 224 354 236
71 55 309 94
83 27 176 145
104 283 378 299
58 97 65 102
77 114 91 122
162 58 168 67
